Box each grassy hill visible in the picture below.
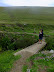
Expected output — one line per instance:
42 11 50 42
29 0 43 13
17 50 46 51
0 6 54 24
0 6 54 72
0 6 54 35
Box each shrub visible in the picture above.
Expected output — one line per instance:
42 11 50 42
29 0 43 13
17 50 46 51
0 47 2 52
0 33 38 51
44 36 54 50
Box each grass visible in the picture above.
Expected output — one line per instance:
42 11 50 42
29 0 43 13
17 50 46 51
0 32 38 72
0 6 54 25
0 50 21 72
0 6 54 72
22 35 54 72
0 23 54 35
0 33 38 72
0 7 54 36
23 53 54 72
22 65 28 72
0 32 38 51
43 36 54 50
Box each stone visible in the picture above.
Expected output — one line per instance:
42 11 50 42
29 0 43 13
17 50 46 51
50 50 54 53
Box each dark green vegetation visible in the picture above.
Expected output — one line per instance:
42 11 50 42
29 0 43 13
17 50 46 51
43 36 54 50
23 53 54 72
0 32 38 72
0 32 38 51
0 50 21 72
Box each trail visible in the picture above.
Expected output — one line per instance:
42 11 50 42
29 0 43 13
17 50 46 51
0 31 51 37
10 38 46 72
0 31 38 36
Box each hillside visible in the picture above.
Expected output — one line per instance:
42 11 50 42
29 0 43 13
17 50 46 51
0 6 54 24
0 6 54 72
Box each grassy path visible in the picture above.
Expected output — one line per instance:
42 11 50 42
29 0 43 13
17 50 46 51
0 31 38 35
10 38 46 72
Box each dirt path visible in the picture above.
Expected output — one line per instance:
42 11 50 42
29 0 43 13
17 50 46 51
0 31 38 36
10 38 46 72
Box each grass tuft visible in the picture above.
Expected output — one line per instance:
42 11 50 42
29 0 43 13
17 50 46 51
0 50 21 72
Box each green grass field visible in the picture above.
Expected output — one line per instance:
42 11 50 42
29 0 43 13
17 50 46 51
0 6 54 72
0 6 54 24
0 6 54 35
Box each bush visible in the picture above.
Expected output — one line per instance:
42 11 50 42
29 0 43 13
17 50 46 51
0 47 2 52
44 36 54 50
0 35 11 50
0 33 38 51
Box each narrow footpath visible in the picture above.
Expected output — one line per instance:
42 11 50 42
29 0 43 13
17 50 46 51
10 38 46 72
